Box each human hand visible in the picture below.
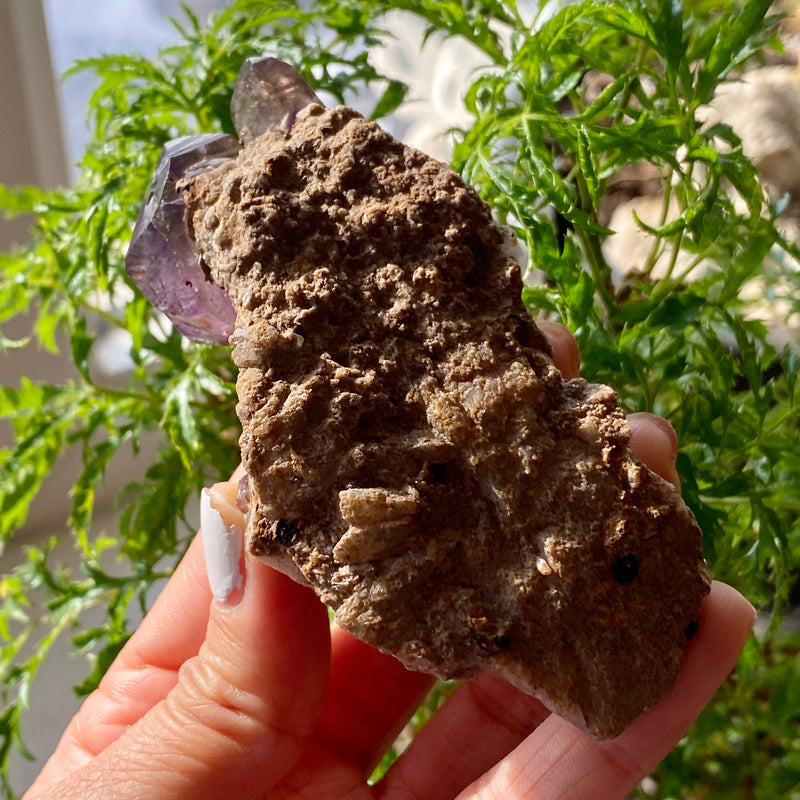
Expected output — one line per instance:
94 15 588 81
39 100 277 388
23 323 754 800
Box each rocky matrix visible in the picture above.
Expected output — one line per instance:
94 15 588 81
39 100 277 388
183 103 710 739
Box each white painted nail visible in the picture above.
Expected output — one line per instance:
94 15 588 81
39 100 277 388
201 488 243 603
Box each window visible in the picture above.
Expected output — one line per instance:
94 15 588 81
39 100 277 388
43 0 229 177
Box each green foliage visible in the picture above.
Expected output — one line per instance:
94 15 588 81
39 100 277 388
656 627 800 799
1 0 799 797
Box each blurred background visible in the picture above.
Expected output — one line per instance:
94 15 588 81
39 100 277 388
0 1 227 788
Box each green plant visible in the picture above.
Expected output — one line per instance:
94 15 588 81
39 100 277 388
1 1 799 797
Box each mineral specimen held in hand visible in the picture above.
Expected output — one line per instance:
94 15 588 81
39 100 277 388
125 133 240 343
231 56 322 143
182 101 711 739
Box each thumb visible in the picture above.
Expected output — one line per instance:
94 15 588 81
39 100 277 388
33 491 331 800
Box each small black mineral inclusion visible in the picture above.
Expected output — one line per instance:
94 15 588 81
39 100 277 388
428 463 449 484
275 519 298 545
611 553 640 585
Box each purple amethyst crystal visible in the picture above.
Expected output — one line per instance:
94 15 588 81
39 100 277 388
126 133 240 343
127 58 322 343
231 56 322 142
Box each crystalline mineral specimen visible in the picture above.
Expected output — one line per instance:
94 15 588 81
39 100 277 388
231 56 322 142
125 58 321 343
129 58 711 739
126 133 240 343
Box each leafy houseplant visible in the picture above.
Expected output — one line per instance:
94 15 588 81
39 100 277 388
2 0 800 796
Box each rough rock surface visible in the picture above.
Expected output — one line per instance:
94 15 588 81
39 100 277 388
183 104 711 739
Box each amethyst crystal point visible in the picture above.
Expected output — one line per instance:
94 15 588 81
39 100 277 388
231 56 322 142
126 133 240 343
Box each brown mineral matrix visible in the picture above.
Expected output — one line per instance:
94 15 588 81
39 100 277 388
184 104 711 739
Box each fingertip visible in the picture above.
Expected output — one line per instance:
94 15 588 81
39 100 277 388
537 320 581 379
628 412 681 488
630 412 678 457
634 581 754 748
700 580 757 645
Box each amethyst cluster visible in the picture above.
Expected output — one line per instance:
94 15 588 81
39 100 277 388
125 57 321 343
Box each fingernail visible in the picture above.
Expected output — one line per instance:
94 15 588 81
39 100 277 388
201 488 244 604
